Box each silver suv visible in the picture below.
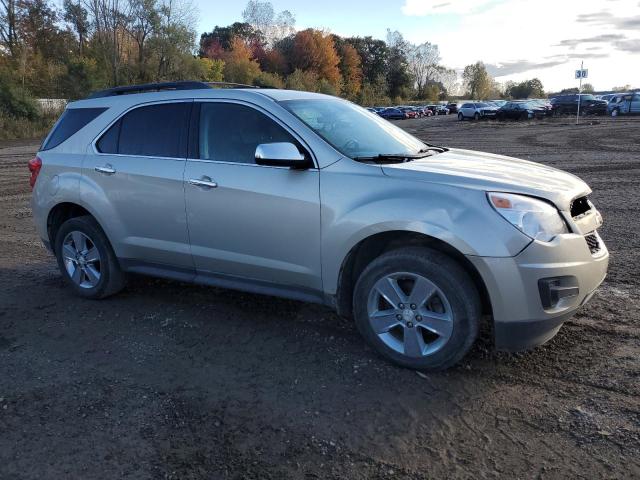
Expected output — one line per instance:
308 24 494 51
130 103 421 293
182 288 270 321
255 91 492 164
30 82 609 370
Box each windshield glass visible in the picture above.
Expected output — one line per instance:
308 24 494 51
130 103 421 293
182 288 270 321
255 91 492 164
476 103 491 107
279 98 425 158
579 94 595 101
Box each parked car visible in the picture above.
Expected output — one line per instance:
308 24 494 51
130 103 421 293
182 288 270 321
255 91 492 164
397 106 419 119
607 92 640 116
599 94 618 103
550 94 607 116
446 102 459 113
378 107 407 120
488 100 507 108
496 101 547 120
458 102 499 120
428 104 449 115
30 81 608 371
366 107 378 114
529 99 553 116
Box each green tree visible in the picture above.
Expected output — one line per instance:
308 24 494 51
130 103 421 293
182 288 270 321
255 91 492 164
462 61 492 99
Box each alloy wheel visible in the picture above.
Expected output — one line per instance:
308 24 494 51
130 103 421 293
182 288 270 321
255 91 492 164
61 231 102 289
366 272 453 358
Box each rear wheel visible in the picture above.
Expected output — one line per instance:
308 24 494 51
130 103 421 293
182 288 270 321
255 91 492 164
54 216 126 299
353 247 481 370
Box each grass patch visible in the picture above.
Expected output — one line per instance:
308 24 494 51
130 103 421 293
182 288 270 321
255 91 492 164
0 111 59 141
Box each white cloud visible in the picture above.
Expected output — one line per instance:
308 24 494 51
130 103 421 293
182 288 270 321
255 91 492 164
401 0 497 16
402 0 640 90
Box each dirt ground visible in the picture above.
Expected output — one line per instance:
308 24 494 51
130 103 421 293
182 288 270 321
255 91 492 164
1 115 639 479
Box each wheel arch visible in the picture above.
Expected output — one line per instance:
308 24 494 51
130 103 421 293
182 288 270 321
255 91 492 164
46 201 111 249
334 230 492 320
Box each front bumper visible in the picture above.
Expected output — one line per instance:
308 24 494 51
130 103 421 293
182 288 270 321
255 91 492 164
467 232 609 351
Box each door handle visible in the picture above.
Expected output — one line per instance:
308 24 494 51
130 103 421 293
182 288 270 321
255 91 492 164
188 177 218 189
95 165 116 175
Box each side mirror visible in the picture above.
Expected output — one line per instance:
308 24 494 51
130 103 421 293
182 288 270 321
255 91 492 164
255 142 308 169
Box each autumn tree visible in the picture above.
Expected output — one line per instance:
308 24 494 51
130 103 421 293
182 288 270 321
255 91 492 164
222 36 261 84
291 29 341 92
338 43 362 99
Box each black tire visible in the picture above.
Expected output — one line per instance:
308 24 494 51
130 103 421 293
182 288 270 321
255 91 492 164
353 247 481 370
54 215 126 299
458 112 464 121
474 112 480 121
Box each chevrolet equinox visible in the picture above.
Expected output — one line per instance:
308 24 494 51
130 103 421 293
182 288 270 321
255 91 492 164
30 81 609 370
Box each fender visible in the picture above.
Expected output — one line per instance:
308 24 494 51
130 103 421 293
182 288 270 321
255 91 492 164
319 159 532 295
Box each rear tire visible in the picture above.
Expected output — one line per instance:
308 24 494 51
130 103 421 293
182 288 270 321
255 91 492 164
353 247 481 370
54 216 126 299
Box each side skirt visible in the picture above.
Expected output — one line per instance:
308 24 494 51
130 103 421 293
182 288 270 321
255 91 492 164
120 259 328 306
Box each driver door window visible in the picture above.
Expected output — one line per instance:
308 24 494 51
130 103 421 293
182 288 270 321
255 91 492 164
198 103 299 164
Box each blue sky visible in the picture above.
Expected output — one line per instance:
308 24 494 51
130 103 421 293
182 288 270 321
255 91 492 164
194 0 640 91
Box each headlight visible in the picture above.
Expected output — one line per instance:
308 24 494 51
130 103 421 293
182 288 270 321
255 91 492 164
487 192 569 242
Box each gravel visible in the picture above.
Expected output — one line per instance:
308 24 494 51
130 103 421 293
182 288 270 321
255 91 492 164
1 115 639 479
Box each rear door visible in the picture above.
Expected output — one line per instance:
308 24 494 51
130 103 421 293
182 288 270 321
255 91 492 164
183 101 322 294
82 100 194 269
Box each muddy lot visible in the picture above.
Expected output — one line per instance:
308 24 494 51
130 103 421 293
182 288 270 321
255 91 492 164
1 115 639 479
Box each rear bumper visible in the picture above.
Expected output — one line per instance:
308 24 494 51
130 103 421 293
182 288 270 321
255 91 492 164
467 232 609 351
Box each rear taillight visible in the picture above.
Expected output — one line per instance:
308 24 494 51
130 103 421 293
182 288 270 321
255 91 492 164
28 156 42 189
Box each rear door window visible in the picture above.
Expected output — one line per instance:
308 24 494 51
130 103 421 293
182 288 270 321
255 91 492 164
42 107 107 150
97 102 190 158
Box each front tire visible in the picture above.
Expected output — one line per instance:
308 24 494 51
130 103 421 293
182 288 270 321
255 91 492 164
474 112 480 121
54 215 126 299
353 248 481 370
458 112 464 121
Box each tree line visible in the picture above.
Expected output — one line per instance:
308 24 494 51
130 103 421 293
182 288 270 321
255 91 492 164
1 0 553 138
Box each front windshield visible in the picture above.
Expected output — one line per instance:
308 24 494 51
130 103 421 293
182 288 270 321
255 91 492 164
280 98 425 158
579 94 595 101
477 102 491 107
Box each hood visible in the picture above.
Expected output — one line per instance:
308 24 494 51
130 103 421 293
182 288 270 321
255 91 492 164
381 148 590 210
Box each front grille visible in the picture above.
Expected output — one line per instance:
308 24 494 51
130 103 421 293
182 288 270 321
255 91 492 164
585 233 600 254
571 196 592 218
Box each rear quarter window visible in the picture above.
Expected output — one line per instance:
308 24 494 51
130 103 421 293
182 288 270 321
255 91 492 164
41 107 107 151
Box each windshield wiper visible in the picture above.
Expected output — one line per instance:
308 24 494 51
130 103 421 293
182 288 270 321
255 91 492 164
353 151 435 163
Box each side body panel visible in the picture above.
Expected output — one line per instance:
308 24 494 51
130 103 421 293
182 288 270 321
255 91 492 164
318 158 533 296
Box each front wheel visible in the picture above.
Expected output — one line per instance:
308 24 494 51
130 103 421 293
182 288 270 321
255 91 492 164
353 248 481 370
458 113 464 121
54 215 126 299
611 108 619 117
474 112 480 121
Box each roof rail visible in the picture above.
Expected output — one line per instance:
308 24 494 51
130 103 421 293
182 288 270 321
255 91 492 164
87 80 262 99
206 82 260 89
87 81 211 99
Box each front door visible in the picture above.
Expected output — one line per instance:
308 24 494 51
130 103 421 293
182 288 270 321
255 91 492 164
82 101 193 269
184 101 322 294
